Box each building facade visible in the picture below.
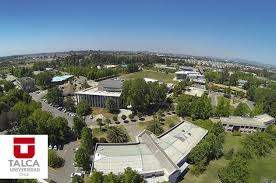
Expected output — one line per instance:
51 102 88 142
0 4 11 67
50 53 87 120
220 114 275 133
16 77 36 92
75 78 123 108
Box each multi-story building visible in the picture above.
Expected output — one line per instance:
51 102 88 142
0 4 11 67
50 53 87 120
75 78 123 108
92 121 208 183
16 77 36 92
175 70 206 84
219 114 275 133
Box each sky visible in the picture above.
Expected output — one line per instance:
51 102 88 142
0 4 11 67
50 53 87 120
0 0 276 65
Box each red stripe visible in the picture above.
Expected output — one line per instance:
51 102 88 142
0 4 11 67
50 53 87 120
14 137 35 144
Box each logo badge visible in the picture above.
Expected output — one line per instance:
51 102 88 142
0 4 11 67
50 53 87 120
13 137 35 159
0 135 48 179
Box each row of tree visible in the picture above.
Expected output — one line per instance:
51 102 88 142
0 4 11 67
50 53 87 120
84 167 144 183
218 127 276 183
121 78 167 113
187 121 225 175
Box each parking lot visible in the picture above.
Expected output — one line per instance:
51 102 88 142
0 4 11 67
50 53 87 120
48 140 80 183
30 91 95 128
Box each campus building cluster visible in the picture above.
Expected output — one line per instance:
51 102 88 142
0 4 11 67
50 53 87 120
175 66 206 84
219 114 275 133
75 78 123 108
92 121 208 183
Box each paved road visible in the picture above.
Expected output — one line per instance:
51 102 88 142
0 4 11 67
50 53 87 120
30 91 95 128
48 140 80 183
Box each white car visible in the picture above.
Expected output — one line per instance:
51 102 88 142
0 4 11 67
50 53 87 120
48 145 53 150
53 145 58 150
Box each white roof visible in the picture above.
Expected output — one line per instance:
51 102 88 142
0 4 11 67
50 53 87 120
93 121 207 180
75 87 121 97
220 114 275 128
144 78 159 83
152 122 208 165
185 87 207 97
175 71 198 75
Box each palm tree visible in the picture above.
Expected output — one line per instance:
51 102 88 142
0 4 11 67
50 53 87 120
96 118 103 130
107 126 129 143
104 119 111 127
147 122 164 135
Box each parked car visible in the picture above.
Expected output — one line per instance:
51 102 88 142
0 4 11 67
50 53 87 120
53 145 58 150
48 145 53 150
58 145 63 150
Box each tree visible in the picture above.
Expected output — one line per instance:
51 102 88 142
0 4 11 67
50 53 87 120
104 119 111 127
46 87 63 106
48 150 64 168
104 98 117 113
96 118 104 130
250 103 264 116
76 100 90 116
218 156 250 183
72 175 84 183
215 97 230 117
103 172 120 183
75 146 91 171
146 122 164 136
129 114 135 120
121 114 127 121
87 171 104 183
137 112 143 119
73 116 87 138
191 96 212 120
234 103 250 117
80 127 93 153
64 96 76 112
176 94 192 116
107 126 129 143
112 116 118 121
190 157 207 175
35 71 53 88
3 81 15 91
121 167 144 183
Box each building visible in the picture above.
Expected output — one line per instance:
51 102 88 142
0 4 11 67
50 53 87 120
16 77 36 92
92 121 208 183
51 75 74 84
219 114 275 133
179 66 196 72
98 78 123 92
144 78 159 83
237 79 248 88
175 71 206 84
185 86 207 97
75 78 123 108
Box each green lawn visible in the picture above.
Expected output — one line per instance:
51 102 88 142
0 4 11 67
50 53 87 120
181 132 276 183
92 128 107 139
120 70 175 83
248 149 276 183
138 115 180 132
92 107 117 119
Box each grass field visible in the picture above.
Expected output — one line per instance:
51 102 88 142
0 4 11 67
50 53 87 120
248 149 276 183
181 133 246 183
181 132 276 183
138 115 180 132
120 70 175 83
92 107 117 119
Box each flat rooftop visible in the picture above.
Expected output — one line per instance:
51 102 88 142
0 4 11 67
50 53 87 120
152 122 208 165
93 121 208 178
75 87 121 97
185 87 207 97
220 114 275 128
51 75 74 82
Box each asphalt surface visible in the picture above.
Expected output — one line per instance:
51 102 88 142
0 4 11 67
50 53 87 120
48 140 80 183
